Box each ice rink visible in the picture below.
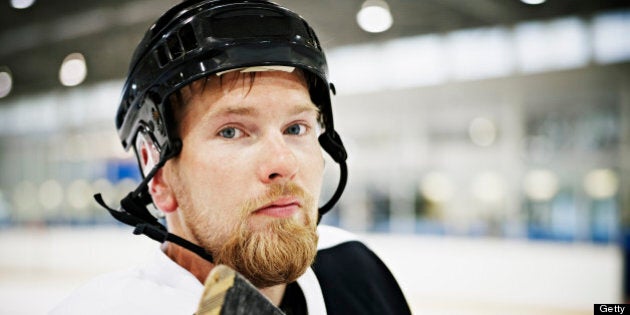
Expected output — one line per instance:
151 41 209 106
0 226 621 314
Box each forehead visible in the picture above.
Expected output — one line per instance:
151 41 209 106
173 70 317 132
177 70 310 107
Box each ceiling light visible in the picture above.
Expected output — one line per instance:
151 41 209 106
469 117 497 147
583 169 619 199
59 53 88 87
38 180 64 211
0 69 13 98
523 169 558 201
66 179 93 210
521 0 546 5
10 0 36 9
357 0 393 33
13 181 38 213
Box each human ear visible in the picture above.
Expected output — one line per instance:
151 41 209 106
149 167 178 213
136 133 178 213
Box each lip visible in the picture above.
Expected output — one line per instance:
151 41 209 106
253 197 301 218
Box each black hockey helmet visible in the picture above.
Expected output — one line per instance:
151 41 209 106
97 0 347 255
117 0 346 164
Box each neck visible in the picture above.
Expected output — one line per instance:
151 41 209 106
163 242 213 283
259 284 287 306
163 242 287 306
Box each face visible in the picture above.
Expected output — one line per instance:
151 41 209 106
158 70 324 287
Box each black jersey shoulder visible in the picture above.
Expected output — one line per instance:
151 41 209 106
312 240 412 315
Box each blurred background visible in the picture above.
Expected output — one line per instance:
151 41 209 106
1 0 629 314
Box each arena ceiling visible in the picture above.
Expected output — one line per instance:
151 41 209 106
1 0 628 100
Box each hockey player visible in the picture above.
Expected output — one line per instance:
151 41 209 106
52 1 411 314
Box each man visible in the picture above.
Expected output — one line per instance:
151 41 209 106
52 1 411 314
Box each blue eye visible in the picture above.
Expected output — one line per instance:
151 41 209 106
285 124 304 135
219 127 239 138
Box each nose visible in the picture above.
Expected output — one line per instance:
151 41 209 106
257 133 298 184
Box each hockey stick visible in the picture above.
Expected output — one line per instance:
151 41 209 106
195 265 285 315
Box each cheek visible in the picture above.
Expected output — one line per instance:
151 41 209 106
299 146 325 192
177 145 242 211
176 151 244 240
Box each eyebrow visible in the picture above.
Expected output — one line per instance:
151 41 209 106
291 103 320 115
219 106 257 116
212 103 319 117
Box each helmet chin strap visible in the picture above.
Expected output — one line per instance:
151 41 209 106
316 160 347 224
94 139 216 263
94 192 215 263
94 136 348 264
317 130 348 222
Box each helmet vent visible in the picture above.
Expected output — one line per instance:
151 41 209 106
154 24 199 68
303 21 320 50
167 35 184 60
178 24 199 52
154 44 170 68
209 9 291 38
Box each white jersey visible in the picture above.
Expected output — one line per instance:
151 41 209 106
50 225 409 315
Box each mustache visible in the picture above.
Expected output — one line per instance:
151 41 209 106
240 182 312 216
